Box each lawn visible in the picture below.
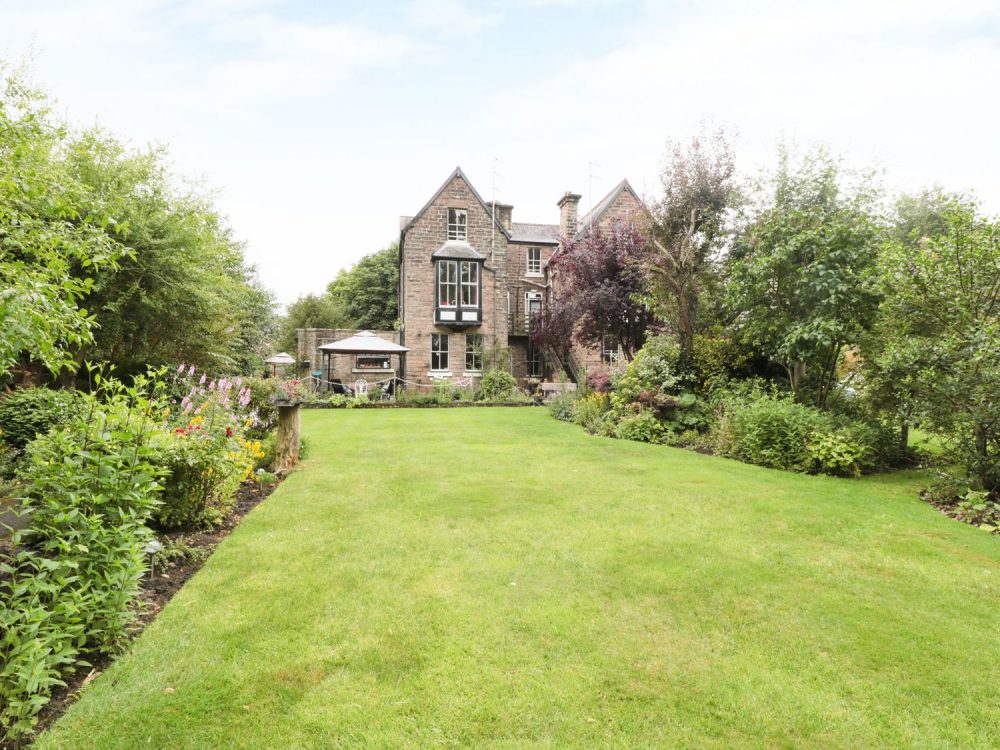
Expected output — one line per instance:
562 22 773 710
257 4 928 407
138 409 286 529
37 409 999 749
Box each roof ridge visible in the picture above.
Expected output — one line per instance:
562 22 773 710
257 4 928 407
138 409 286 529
400 167 511 239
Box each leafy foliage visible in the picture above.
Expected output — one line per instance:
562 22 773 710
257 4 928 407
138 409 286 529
869 194 1000 492
727 147 882 409
1 66 274 382
532 226 655 362
276 293 350 353
0 371 166 740
716 393 834 472
480 369 516 401
0 388 78 449
0 67 125 375
327 243 399 330
648 128 737 369
548 391 578 422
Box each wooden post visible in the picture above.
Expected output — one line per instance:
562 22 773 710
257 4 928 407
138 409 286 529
274 402 301 474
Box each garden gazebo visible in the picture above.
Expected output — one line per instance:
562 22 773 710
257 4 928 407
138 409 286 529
265 351 295 376
318 330 408 395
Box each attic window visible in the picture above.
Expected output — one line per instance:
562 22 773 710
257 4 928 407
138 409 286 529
447 208 467 241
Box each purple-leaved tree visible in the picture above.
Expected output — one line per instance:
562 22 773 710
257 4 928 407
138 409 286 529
531 225 655 363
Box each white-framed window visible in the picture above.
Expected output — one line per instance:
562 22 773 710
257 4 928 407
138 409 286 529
461 261 479 306
526 247 542 275
465 334 483 372
447 208 467 241
601 335 621 365
438 261 458 307
527 344 544 378
438 260 480 309
431 333 449 371
525 290 542 329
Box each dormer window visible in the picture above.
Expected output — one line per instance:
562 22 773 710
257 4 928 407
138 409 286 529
526 247 542 276
447 208 467 241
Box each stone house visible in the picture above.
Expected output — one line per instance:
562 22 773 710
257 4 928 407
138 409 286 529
397 167 648 386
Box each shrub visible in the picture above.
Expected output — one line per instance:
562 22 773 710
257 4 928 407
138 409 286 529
0 387 78 449
1 372 166 740
480 368 516 401
610 336 680 409
548 391 578 422
615 410 666 443
718 395 833 472
572 393 610 434
156 368 263 529
586 367 615 394
807 429 867 477
152 429 255 530
240 376 280 437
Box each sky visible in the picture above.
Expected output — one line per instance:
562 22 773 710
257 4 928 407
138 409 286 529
2 0 998 306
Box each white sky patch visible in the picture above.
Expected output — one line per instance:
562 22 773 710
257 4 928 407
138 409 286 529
407 0 504 36
1 0 998 306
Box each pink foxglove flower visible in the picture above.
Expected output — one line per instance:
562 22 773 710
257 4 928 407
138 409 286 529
209 380 216 390
177 363 185 373
188 365 196 376
199 373 207 385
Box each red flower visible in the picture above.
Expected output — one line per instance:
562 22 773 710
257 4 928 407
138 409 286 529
226 427 233 437
174 427 185 434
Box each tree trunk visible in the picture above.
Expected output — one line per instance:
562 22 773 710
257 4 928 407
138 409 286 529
899 419 909 453
974 423 989 489
274 403 301 474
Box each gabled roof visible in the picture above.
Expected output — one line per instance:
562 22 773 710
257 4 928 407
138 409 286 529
574 179 643 241
510 222 559 245
399 167 511 240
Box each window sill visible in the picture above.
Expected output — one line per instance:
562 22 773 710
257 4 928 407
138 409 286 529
428 371 452 379
462 371 482 377
525 272 544 278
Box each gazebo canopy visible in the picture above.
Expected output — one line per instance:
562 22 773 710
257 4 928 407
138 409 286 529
318 330 409 354
265 352 296 365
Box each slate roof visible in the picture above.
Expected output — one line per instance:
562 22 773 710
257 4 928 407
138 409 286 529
431 241 487 260
509 222 560 245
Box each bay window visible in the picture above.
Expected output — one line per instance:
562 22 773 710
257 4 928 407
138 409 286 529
435 258 482 325
438 261 458 307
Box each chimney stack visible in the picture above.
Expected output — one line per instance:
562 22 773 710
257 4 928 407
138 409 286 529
558 192 582 239
490 201 513 231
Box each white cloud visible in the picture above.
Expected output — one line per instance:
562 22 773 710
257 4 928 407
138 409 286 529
2 0 998 306
408 0 504 36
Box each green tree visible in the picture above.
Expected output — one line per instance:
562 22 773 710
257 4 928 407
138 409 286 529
276 293 349 353
0 66 123 376
648 129 736 373
860 190 958 451
63 130 274 376
327 243 399 330
727 147 882 409
873 195 1000 490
